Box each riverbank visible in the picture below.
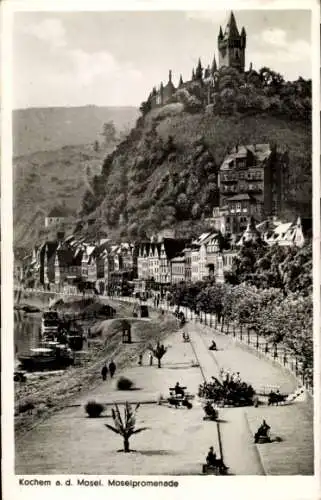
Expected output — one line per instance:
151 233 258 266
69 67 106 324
16 314 313 475
15 301 179 438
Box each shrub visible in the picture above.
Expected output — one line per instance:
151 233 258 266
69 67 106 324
117 377 134 391
85 400 104 418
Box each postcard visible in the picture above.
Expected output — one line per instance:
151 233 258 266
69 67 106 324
1 1 320 499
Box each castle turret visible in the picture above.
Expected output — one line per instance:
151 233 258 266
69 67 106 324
163 69 176 103
211 55 217 74
195 58 203 80
241 26 247 49
156 81 164 105
218 11 246 73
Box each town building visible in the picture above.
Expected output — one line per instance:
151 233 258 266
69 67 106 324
171 253 186 284
183 247 192 282
263 217 312 247
137 238 189 288
218 143 289 234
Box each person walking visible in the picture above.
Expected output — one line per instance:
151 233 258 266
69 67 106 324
101 363 108 381
109 360 116 378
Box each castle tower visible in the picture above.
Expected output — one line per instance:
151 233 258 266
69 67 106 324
218 11 246 72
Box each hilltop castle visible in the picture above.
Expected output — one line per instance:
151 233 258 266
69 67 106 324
149 11 247 109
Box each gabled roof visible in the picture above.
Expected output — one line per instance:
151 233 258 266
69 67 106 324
221 144 271 171
192 232 212 246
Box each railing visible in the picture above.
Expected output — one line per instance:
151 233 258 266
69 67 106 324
195 312 313 395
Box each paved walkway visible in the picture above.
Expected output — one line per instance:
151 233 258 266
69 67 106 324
15 309 313 475
186 322 265 475
16 329 221 475
185 321 313 475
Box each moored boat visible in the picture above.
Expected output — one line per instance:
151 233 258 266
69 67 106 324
18 343 74 371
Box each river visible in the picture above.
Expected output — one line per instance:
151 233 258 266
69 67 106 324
14 311 42 356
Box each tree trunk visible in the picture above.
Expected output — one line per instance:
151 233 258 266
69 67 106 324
124 437 130 453
158 357 161 368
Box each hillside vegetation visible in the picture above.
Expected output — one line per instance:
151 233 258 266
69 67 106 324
79 66 311 240
13 143 110 249
13 106 139 156
80 111 311 241
15 68 311 249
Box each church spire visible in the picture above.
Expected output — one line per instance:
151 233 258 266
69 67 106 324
191 68 195 80
179 74 183 86
218 26 223 40
168 69 172 83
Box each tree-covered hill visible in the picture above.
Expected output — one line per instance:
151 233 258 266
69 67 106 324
80 107 311 241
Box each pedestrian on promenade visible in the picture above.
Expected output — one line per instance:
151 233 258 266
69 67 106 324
138 353 143 366
109 360 116 378
101 363 108 381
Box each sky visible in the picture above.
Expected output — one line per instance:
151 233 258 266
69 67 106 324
13 10 312 109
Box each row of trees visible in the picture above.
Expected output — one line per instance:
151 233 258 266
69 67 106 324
168 242 313 385
140 66 311 122
226 241 312 296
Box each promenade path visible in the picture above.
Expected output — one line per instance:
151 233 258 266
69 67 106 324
15 297 313 475
16 329 221 475
185 321 313 475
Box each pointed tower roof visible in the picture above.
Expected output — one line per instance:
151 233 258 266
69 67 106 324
211 54 217 74
218 26 224 40
224 11 240 38
195 58 203 79
241 26 246 37
179 74 183 86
